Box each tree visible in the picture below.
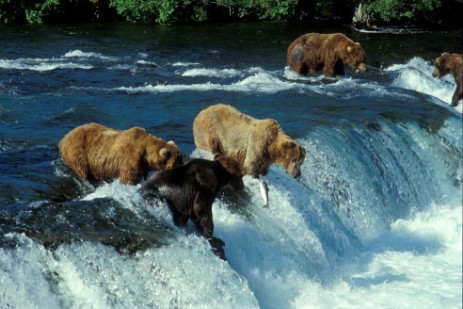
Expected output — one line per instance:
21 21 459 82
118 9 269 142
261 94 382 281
361 0 442 24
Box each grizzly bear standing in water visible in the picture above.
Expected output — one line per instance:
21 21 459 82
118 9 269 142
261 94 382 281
287 32 367 77
432 52 463 106
59 122 183 185
193 104 305 180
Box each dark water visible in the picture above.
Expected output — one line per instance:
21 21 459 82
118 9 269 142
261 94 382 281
0 22 462 309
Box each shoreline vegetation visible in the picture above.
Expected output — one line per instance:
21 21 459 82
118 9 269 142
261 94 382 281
0 0 462 28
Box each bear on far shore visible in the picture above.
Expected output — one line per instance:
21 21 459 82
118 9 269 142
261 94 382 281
193 104 305 179
432 52 463 106
287 32 367 77
139 154 245 260
59 122 183 185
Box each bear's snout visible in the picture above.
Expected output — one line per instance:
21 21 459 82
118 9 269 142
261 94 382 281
230 177 245 191
164 152 184 169
432 68 442 79
291 168 301 178
287 163 302 178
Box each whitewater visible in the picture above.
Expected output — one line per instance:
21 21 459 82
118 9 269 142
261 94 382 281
0 24 461 309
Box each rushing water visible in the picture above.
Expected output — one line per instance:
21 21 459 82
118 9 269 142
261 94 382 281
0 23 462 309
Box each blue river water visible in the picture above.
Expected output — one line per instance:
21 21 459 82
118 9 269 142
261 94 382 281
0 23 462 309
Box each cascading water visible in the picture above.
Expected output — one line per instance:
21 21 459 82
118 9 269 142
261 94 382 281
1 24 461 309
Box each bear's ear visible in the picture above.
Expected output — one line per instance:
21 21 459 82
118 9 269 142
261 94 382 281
167 140 177 146
441 52 449 57
213 153 222 160
347 45 353 53
159 148 171 159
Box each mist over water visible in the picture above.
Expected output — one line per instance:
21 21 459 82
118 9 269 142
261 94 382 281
0 23 462 309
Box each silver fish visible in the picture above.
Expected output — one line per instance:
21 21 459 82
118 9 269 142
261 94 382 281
259 180 269 208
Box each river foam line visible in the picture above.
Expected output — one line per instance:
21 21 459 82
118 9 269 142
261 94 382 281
0 50 121 72
0 58 93 71
386 57 462 112
112 72 305 94
63 50 119 61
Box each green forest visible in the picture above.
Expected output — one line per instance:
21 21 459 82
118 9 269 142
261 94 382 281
0 0 462 27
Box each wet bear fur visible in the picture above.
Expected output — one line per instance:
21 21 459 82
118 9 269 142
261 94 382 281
58 122 183 185
193 104 305 179
432 52 463 106
139 154 245 260
287 32 367 77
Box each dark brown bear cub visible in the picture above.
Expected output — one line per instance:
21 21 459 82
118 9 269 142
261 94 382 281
139 154 245 260
432 52 463 106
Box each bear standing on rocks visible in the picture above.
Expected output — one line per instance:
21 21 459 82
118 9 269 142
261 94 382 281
432 52 463 107
59 122 183 185
139 154 245 260
287 32 367 77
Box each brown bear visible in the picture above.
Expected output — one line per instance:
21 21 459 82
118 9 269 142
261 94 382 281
432 52 463 106
139 154 245 260
193 104 306 179
58 122 183 185
287 32 367 77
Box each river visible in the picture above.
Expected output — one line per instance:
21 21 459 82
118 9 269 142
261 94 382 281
0 22 462 309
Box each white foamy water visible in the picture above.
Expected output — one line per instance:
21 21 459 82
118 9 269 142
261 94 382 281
109 58 461 112
180 66 268 78
171 62 201 67
0 232 259 309
2 136 461 309
355 27 430 34
3 49 457 113
1 45 462 309
0 50 121 72
63 50 118 62
181 68 241 78
1 169 461 309
0 58 93 71
387 57 462 112
294 202 462 309
114 71 305 94
136 60 159 66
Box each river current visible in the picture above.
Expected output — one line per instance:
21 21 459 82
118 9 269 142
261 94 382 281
0 23 462 309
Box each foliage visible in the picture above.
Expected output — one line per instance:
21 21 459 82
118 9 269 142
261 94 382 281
25 0 60 23
362 0 442 23
108 0 157 22
0 0 459 25
0 0 29 23
109 0 209 24
0 0 100 24
215 0 298 20
109 0 298 24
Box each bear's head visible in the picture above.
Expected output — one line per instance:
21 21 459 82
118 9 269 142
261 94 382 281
274 140 306 178
432 52 452 79
213 154 245 191
145 139 183 171
341 42 367 72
